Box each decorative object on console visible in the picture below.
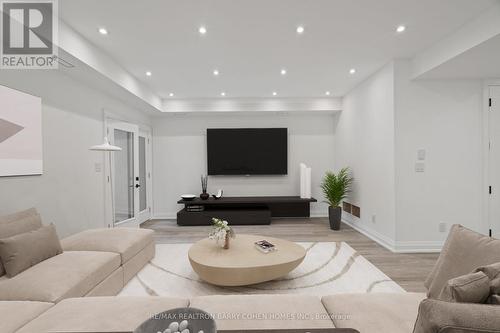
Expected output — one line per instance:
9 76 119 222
300 163 312 199
212 189 223 199
208 218 235 249
200 175 209 200
181 194 196 201
186 205 205 212
321 167 353 231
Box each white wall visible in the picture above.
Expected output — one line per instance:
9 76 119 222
152 112 336 218
336 59 485 252
335 63 397 248
394 59 484 250
0 70 150 237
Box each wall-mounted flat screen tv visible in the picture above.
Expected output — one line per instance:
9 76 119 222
207 128 288 175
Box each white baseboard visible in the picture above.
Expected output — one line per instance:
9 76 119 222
310 213 328 218
152 213 176 220
393 241 443 253
341 218 396 252
342 217 443 253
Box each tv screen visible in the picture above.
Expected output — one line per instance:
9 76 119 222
207 128 288 175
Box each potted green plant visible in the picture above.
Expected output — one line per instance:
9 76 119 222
321 167 353 230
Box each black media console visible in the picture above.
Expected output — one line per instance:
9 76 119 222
176 196 317 226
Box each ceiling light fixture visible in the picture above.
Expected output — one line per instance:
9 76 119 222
98 27 108 35
396 25 406 33
296 26 305 34
213 69 219 76
169 93 174 97
145 71 152 76
199 26 207 35
349 68 356 75
220 92 226 96
325 91 331 96
280 69 287 75
272 92 277 96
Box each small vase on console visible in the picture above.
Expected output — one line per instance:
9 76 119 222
200 175 209 200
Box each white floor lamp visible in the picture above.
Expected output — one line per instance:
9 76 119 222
90 137 121 228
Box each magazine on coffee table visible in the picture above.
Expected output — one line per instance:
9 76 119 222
255 240 277 253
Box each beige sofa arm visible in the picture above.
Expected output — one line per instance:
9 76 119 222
413 298 500 333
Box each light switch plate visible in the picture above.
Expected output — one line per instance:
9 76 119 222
95 163 102 172
415 162 425 172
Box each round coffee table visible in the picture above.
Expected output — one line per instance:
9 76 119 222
188 234 306 286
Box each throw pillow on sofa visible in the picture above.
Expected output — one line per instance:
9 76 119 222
425 224 500 298
438 271 490 303
474 262 500 280
0 208 41 277
413 298 500 333
0 208 38 224
0 224 62 277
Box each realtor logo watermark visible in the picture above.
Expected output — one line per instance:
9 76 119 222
1 0 58 69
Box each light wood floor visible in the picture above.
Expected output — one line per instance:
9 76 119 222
142 218 439 293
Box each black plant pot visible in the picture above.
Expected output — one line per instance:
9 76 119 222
200 192 209 200
329 206 342 230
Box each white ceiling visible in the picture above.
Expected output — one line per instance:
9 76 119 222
60 0 497 99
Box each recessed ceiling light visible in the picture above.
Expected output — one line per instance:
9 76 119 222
396 25 406 33
98 27 108 35
296 26 305 34
325 91 331 96
220 92 226 96
349 68 356 75
169 93 174 97
280 69 287 75
199 26 207 35
213 69 219 76
272 92 277 96
145 71 152 76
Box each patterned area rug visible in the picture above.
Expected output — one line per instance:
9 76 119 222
119 242 404 297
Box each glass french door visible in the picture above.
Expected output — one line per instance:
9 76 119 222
108 121 151 228
137 129 152 224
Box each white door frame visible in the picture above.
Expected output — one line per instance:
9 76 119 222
109 120 140 228
136 128 153 224
483 80 500 237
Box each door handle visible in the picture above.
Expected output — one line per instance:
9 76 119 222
135 184 141 188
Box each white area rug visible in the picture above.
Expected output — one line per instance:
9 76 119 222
119 242 404 297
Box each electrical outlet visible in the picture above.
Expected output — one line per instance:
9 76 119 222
371 214 376 223
439 222 447 233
